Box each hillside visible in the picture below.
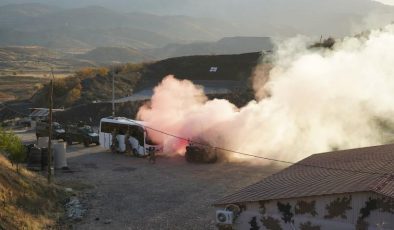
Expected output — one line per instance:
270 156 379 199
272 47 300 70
0 75 49 103
137 52 262 90
1 1 393 56
0 4 238 50
0 35 271 73
2 52 262 122
75 47 153 64
146 37 273 59
1 0 394 42
0 3 58 25
31 63 145 108
70 37 271 65
0 154 65 229
30 52 262 109
0 46 94 74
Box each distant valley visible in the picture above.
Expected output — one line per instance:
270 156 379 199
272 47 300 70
0 36 273 73
2 0 394 120
0 3 241 50
1 1 393 69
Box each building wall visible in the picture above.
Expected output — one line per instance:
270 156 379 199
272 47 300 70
217 192 394 230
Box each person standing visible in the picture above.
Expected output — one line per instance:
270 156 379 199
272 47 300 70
124 130 132 155
148 147 156 164
110 128 119 154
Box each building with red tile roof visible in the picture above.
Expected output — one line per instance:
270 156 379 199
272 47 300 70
214 144 394 230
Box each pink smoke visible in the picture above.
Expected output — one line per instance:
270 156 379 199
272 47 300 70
137 25 394 161
138 75 237 155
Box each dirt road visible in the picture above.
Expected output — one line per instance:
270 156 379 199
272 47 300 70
18 130 283 230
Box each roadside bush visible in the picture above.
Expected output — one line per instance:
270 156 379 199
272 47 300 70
76 67 109 78
97 67 109 76
53 79 69 96
0 128 26 173
33 62 144 108
121 63 145 73
76 67 95 78
33 83 43 91
65 83 82 105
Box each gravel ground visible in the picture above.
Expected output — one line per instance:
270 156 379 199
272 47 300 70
17 130 283 230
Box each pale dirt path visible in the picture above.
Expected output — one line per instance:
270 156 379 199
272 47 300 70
18 130 283 230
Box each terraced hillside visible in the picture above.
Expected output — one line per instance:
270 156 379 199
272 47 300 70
0 46 92 74
0 75 48 102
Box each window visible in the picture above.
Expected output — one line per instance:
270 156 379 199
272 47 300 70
100 121 145 146
127 125 144 146
100 122 126 133
80 126 93 134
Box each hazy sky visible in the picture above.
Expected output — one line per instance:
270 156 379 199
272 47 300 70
0 0 393 38
0 0 391 20
0 0 391 15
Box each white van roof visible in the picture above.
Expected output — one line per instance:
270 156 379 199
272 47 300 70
100 117 147 127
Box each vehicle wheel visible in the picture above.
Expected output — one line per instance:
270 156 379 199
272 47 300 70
83 140 90 147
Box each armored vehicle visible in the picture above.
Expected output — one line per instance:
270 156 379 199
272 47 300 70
36 121 65 140
65 125 99 147
185 144 218 163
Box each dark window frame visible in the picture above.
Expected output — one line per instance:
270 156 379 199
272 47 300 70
100 121 145 145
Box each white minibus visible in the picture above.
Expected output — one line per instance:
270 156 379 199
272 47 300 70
99 117 161 156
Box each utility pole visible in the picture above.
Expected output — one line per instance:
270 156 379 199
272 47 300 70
47 68 54 184
111 70 115 116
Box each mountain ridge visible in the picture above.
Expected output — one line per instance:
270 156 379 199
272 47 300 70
0 4 239 50
1 1 394 51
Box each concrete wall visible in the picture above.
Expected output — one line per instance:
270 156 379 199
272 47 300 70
217 192 394 230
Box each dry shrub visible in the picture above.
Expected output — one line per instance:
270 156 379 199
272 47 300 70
76 67 109 78
65 83 82 105
122 63 145 73
0 154 66 230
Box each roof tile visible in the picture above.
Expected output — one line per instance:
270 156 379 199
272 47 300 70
214 144 394 205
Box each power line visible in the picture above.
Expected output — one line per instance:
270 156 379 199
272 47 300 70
125 119 392 176
2 100 390 176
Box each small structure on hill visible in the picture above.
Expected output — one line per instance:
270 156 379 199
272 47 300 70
209 66 219 72
29 108 64 121
214 144 394 230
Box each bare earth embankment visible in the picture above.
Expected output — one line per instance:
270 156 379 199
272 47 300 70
0 130 66 230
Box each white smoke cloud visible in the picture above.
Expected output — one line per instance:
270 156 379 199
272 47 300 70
350 10 394 35
138 24 394 162
372 0 394 6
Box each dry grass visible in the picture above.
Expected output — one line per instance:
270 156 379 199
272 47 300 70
0 92 15 102
0 73 71 102
0 154 66 230
0 75 48 102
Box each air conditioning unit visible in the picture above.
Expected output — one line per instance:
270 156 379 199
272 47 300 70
216 210 233 224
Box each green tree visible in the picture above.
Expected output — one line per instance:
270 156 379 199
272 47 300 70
0 128 26 173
